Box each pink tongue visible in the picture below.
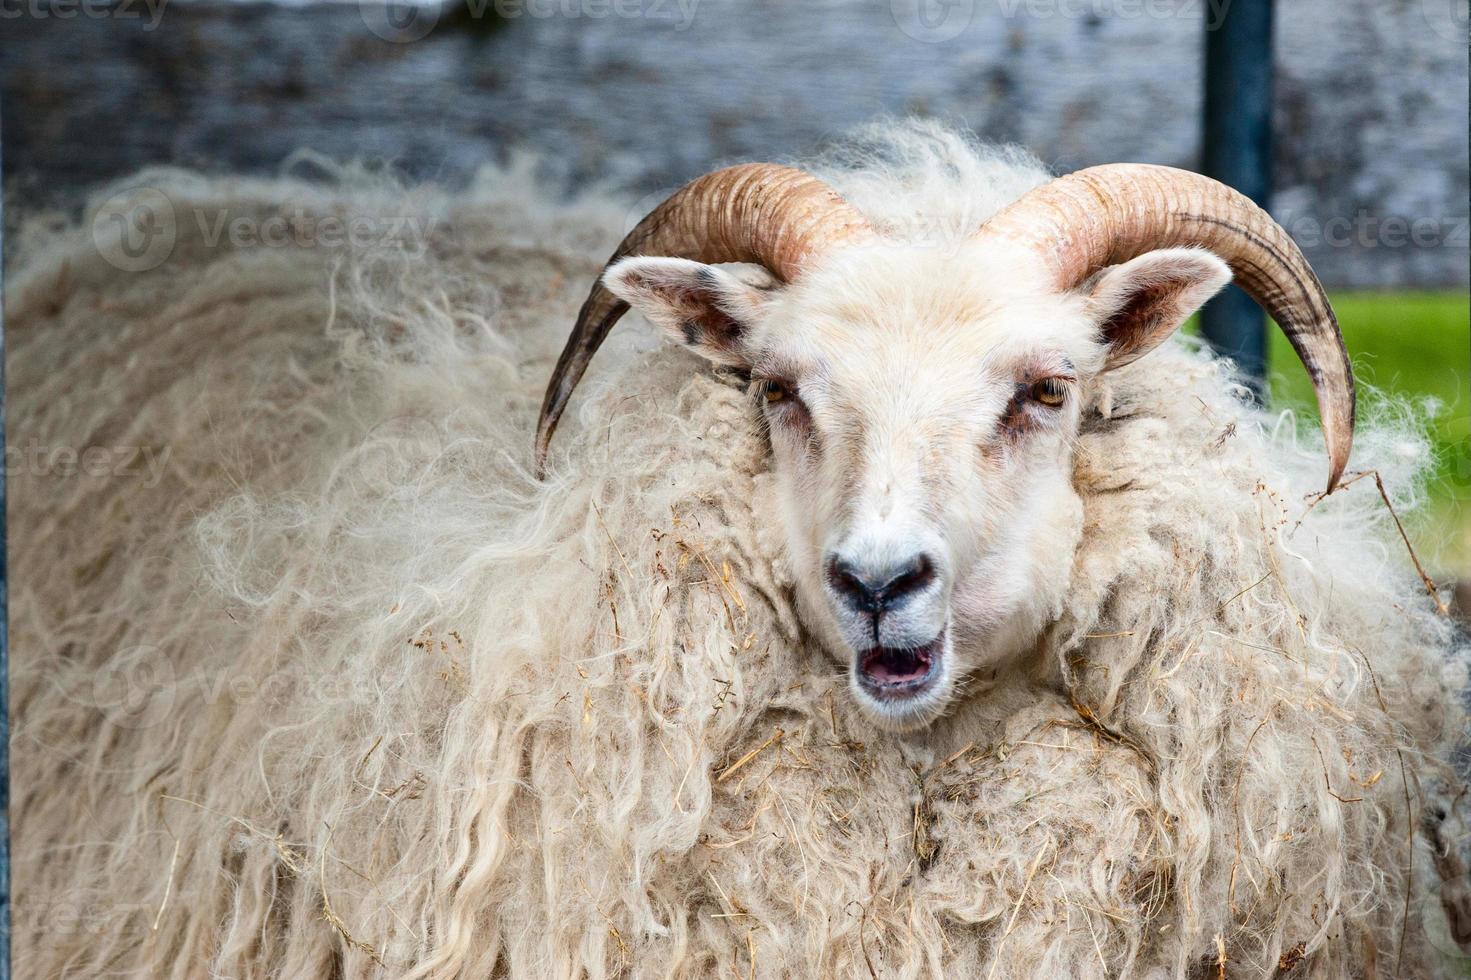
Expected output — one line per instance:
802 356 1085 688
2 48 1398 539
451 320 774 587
863 647 931 683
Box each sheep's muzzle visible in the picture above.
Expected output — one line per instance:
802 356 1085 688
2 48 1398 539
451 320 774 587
857 637 942 695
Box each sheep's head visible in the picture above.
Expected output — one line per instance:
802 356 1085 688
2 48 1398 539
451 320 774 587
537 163 1355 732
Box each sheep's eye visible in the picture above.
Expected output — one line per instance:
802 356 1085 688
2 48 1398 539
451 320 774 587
761 380 791 404
1030 377 1067 407
756 379 811 431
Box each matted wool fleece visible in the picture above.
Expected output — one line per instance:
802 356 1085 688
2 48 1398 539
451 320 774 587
8 131 1470 978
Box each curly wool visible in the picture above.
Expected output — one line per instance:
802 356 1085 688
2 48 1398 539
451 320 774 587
8 123 1468 978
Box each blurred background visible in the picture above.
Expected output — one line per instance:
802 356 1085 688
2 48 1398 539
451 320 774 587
2 0 1467 581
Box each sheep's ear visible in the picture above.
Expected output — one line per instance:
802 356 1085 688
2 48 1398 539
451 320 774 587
603 257 777 367
1087 248 1233 370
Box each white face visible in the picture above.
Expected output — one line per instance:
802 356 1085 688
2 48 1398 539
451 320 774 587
607 240 1229 731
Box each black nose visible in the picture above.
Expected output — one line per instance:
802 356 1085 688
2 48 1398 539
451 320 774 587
826 553 937 615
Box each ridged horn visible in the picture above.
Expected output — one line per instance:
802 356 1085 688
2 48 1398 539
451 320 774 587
534 164 876 476
977 163 1354 491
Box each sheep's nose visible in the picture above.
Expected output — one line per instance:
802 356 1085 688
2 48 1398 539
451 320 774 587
826 552 937 615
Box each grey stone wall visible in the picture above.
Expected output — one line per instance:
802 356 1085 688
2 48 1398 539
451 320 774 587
2 0 1466 286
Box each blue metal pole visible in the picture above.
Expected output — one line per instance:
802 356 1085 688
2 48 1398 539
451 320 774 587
1201 0 1274 397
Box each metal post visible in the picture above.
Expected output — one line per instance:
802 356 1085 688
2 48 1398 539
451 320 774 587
1201 0 1274 397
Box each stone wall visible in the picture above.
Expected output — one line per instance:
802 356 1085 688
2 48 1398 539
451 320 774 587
2 0 1466 286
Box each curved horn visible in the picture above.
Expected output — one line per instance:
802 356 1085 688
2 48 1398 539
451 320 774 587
978 164 1354 491
534 164 875 476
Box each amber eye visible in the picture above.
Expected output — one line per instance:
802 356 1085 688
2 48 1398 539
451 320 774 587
761 380 790 404
1030 377 1067 407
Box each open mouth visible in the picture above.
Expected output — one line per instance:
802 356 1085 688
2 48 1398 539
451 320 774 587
856 636 943 697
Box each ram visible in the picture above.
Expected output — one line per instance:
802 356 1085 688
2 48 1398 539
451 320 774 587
10 123 1467 978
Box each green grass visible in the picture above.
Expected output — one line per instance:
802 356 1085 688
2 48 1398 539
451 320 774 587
1200 291 1469 576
